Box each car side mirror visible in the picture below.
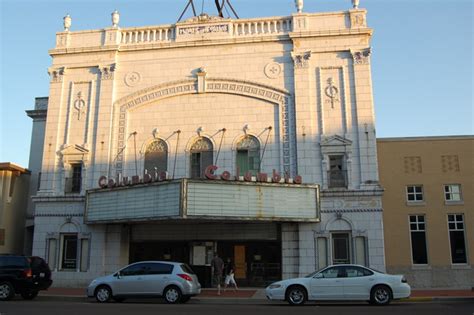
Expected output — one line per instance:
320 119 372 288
313 273 323 279
114 272 122 279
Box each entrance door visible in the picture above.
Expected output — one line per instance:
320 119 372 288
234 245 246 279
332 233 350 264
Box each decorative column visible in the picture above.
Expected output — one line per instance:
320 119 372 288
93 60 118 181
350 47 378 186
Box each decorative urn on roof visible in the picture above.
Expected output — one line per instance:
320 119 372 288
63 14 71 31
111 10 120 28
352 0 360 9
295 0 304 13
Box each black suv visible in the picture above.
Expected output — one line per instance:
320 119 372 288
0 255 53 301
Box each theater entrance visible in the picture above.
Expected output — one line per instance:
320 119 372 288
129 240 281 287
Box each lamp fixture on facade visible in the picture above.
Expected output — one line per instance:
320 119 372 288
197 126 204 136
152 128 159 139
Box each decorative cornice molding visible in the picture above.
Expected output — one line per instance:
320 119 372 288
32 196 85 203
321 188 384 197
35 213 84 217
321 208 383 213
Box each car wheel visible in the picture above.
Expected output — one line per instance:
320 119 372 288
286 285 307 306
370 285 392 306
0 281 15 301
180 295 191 303
164 286 182 304
95 285 112 303
21 290 39 300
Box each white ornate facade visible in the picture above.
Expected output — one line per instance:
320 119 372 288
29 6 384 287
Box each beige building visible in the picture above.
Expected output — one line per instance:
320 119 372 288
0 163 31 254
378 136 473 288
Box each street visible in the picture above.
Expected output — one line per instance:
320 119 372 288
0 299 473 315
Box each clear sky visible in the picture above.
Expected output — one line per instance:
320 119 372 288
1 0 472 167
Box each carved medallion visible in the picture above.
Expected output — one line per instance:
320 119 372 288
264 62 282 79
324 78 340 108
73 92 86 120
124 72 141 87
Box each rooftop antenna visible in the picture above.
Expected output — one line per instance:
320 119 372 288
177 0 239 22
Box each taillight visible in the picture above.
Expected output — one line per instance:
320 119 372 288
23 268 33 278
177 274 193 281
401 276 407 283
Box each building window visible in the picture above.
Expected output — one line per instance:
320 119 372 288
47 239 57 270
80 239 90 272
409 215 428 264
8 173 17 197
37 172 42 191
354 236 367 266
144 139 168 174
317 237 328 269
448 214 467 264
190 137 213 179
444 184 462 202
60 234 78 270
406 185 423 202
332 233 350 264
328 155 347 188
236 135 260 176
65 164 82 193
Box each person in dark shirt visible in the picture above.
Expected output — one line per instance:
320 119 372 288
224 257 238 292
210 252 224 295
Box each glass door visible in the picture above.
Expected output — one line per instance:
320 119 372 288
332 233 350 264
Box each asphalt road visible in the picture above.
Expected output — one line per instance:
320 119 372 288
0 299 473 315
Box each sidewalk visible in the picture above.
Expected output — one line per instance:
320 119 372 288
40 287 474 302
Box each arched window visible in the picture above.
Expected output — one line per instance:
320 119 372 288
144 139 168 173
236 135 260 176
190 137 213 179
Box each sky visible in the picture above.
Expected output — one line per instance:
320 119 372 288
0 0 472 167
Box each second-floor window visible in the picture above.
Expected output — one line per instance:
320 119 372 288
328 155 347 188
144 139 168 174
444 184 462 202
65 164 82 193
236 135 260 176
190 137 213 179
406 185 423 202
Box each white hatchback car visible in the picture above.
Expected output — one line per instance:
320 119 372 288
266 264 410 306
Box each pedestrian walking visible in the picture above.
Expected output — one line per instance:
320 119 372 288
210 252 224 295
223 257 238 292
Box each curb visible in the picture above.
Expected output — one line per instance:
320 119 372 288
36 294 474 304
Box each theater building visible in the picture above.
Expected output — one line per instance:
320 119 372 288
29 2 385 287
